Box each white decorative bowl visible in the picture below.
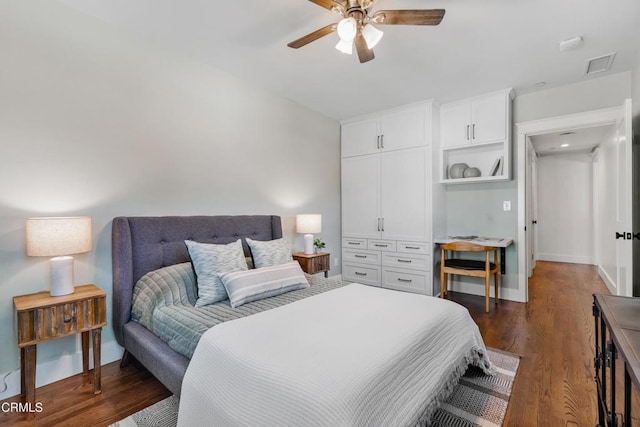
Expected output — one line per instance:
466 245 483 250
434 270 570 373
449 163 469 179
463 167 481 178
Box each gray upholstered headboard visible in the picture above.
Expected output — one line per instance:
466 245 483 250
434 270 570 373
111 215 283 347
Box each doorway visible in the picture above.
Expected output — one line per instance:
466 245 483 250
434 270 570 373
516 101 633 301
528 126 614 269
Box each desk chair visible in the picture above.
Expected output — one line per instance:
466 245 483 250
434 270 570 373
440 242 499 313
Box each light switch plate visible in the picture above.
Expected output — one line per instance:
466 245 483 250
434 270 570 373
503 201 511 211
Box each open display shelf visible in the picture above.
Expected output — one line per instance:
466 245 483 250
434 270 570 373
441 141 508 184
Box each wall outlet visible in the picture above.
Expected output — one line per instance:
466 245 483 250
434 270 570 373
503 201 511 211
334 257 339 267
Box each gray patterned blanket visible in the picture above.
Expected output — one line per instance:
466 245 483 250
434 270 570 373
131 262 344 358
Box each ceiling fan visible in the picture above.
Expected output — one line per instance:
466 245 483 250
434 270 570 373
287 0 445 63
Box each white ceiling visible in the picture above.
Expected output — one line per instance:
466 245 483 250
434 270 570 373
529 125 613 155
55 0 640 120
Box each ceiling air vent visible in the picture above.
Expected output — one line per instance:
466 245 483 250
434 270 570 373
585 53 616 75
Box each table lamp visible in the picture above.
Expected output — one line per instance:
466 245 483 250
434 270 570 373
26 216 93 296
296 214 322 255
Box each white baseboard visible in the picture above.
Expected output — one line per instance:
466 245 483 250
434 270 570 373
537 253 594 265
598 265 617 295
0 340 123 401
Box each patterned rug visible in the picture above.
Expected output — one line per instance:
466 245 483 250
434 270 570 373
111 348 519 427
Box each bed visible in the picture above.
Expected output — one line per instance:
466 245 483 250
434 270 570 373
112 215 286 395
112 215 494 425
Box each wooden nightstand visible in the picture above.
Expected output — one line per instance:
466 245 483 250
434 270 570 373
13 284 107 413
292 252 330 278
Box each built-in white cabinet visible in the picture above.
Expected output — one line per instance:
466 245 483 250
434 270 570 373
341 105 428 157
341 147 430 242
440 89 513 184
341 101 444 296
342 237 432 294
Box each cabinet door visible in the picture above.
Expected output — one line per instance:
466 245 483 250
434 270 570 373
471 93 507 144
342 154 381 239
441 102 472 147
380 147 430 241
341 119 379 157
379 107 425 151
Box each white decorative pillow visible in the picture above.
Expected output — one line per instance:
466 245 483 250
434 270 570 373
246 237 293 268
185 239 248 307
220 261 309 308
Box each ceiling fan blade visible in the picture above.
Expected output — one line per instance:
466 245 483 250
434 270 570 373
371 9 445 26
307 0 345 13
354 31 375 63
287 23 337 49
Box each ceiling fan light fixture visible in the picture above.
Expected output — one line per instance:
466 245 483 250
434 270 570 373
335 38 353 54
362 24 383 49
337 17 357 41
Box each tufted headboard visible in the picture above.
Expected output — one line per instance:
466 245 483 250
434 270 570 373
111 215 283 347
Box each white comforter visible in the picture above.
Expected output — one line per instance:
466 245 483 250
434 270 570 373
177 284 493 427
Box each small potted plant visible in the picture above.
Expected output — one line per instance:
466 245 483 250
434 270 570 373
313 238 326 253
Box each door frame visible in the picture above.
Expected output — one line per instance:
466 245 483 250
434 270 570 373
525 137 538 277
516 106 624 302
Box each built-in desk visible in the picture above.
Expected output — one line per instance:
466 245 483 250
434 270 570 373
593 294 640 427
434 236 513 274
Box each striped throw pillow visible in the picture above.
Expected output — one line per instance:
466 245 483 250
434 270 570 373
220 261 309 308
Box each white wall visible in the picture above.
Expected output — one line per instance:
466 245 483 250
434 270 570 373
536 153 594 264
0 1 341 398
515 73 632 122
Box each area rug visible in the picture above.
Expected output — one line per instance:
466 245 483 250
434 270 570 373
111 348 519 427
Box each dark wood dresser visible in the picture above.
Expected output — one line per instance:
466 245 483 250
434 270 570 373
593 293 640 426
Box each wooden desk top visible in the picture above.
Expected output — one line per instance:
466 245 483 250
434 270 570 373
435 236 514 248
594 294 640 391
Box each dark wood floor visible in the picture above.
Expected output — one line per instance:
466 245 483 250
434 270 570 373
0 261 628 426
449 261 618 426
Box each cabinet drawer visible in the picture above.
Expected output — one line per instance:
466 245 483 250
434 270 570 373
16 296 106 347
342 238 368 249
368 240 396 252
396 241 429 255
382 269 430 294
343 248 380 266
382 253 429 271
343 263 381 287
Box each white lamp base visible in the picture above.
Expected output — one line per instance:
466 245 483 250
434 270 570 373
303 234 314 255
50 256 75 296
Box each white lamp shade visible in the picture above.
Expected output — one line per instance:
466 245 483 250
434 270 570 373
26 217 93 256
335 38 353 54
26 217 92 296
296 214 322 234
362 24 383 49
337 17 357 41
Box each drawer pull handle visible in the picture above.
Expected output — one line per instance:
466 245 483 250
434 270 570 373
355 272 368 276
397 259 412 263
374 244 388 247
398 278 413 283
348 242 361 245
355 255 367 258
405 246 421 250
63 317 72 323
